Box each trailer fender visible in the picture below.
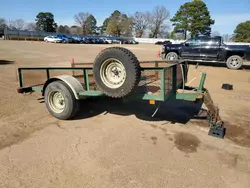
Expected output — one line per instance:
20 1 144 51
42 75 84 100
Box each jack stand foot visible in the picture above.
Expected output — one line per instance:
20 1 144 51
208 125 226 139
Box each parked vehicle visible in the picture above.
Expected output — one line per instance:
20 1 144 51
44 36 63 43
56 34 72 43
96 38 106 44
130 39 139 44
118 38 129 44
87 37 95 44
155 40 172 45
45 35 138 45
161 36 250 69
71 36 81 43
112 39 121 44
79 37 87 44
102 37 113 44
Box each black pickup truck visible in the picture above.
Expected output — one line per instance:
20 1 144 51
161 36 250 69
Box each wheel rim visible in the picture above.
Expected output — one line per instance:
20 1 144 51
167 53 178 60
48 91 65 113
100 58 126 89
229 57 241 68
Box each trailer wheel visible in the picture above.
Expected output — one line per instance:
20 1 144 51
93 47 141 98
44 80 79 120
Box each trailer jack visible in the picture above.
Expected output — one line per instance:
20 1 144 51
203 89 226 139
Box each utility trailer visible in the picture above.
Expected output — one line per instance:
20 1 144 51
16 47 226 138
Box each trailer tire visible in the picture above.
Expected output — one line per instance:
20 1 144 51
93 47 141 98
44 80 79 120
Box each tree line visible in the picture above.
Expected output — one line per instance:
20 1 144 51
0 0 249 42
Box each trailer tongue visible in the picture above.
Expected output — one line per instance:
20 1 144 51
16 47 226 138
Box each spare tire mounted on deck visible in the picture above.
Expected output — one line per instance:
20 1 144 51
93 47 141 98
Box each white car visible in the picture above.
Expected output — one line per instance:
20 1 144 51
102 38 113 44
112 39 121 44
44 36 62 43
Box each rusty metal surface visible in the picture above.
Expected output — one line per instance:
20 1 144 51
71 60 180 68
203 89 224 127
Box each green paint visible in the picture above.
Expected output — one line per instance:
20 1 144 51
32 86 43 91
84 69 90 91
161 69 166 100
172 65 177 99
78 91 104 97
17 61 206 103
198 72 206 91
176 93 199 101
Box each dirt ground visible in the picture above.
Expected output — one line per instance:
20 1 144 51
0 40 250 188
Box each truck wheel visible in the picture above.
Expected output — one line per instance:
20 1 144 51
166 52 178 61
44 80 79 120
93 47 141 98
226 55 243 70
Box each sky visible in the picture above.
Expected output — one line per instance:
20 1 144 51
0 0 249 35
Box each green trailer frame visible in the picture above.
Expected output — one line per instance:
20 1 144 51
16 60 225 138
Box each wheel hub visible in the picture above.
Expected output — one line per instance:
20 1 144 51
168 53 177 60
100 58 126 88
230 58 239 67
48 91 65 113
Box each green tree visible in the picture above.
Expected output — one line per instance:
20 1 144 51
35 12 57 32
233 21 250 42
103 10 132 37
0 18 7 36
57 25 70 34
74 12 97 35
84 14 97 34
0 18 7 30
170 0 214 39
100 18 110 35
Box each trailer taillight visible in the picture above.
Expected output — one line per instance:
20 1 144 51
17 88 22 93
16 87 33 94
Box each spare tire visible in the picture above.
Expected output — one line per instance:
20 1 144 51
93 47 141 98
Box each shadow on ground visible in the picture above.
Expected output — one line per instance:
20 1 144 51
73 97 250 147
0 60 15 65
73 97 205 125
188 61 250 70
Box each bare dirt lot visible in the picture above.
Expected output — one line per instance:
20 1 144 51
0 40 250 188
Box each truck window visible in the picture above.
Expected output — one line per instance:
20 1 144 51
185 38 201 46
200 38 220 46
